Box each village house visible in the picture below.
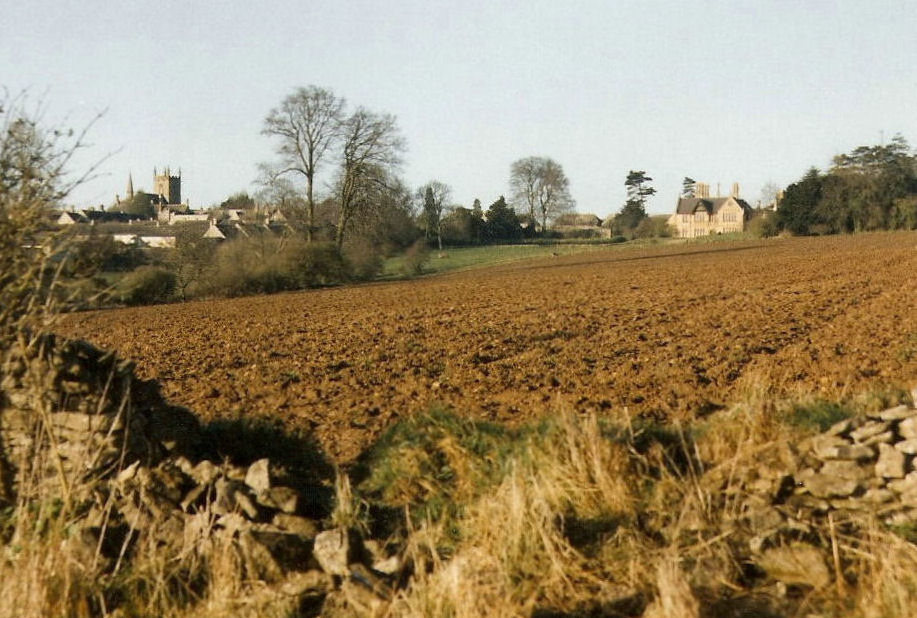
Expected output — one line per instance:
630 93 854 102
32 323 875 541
668 182 752 238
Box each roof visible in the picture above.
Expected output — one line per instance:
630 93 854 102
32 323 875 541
84 210 149 223
553 213 602 227
94 221 207 237
203 221 226 239
675 196 752 215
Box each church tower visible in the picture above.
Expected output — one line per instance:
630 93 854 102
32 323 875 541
152 166 181 205
126 172 134 200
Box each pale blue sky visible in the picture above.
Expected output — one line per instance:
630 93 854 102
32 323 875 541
3 0 915 216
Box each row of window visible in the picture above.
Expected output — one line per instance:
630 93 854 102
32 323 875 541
681 212 741 223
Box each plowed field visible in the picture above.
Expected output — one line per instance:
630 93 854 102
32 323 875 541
62 233 917 462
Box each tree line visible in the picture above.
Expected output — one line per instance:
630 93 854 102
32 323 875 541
776 135 917 235
256 85 672 252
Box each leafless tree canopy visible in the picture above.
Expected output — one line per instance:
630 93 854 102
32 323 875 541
335 108 405 249
0 90 104 339
262 86 345 241
509 156 575 232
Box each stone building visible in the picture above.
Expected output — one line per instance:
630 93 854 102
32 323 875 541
668 182 752 238
153 166 181 205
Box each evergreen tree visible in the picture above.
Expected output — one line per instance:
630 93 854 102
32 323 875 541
612 170 654 236
471 198 483 219
777 167 823 235
681 177 696 198
484 196 522 241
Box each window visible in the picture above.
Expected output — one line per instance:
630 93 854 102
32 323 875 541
694 211 706 221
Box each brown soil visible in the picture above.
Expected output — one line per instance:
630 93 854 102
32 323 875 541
61 233 917 463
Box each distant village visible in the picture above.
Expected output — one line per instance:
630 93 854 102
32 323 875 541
56 167 288 249
57 167 777 250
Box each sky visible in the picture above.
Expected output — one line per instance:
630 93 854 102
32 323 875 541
3 0 916 217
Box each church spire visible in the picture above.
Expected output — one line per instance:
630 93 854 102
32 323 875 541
127 172 134 200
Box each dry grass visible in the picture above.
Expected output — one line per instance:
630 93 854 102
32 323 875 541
385 410 641 616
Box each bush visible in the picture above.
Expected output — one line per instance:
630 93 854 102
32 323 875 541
634 215 674 239
118 266 177 305
610 235 627 244
343 240 384 281
401 239 430 276
205 237 351 298
784 400 853 431
748 214 779 238
285 240 350 286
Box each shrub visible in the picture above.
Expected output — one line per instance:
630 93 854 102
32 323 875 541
610 235 627 244
748 214 779 238
285 239 350 286
205 237 350 297
118 265 177 305
343 240 384 281
784 400 853 431
401 239 430 276
634 215 674 239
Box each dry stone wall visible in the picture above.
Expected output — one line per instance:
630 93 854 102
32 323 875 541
721 390 917 591
740 398 917 539
0 337 398 614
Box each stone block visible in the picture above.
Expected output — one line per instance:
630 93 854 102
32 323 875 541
239 530 285 582
862 431 895 446
245 458 272 495
801 474 861 498
895 439 917 455
313 528 353 576
825 418 854 437
875 404 917 422
887 472 917 494
273 513 319 538
257 486 299 514
189 460 219 485
249 529 315 573
899 489 917 508
862 488 895 504
810 435 849 459
876 443 907 479
819 460 871 481
899 417 917 440
821 444 875 461
850 421 891 443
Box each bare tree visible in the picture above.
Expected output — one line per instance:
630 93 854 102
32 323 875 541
0 89 105 339
254 163 305 223
509 156 540 228
760 181 781 208
509 156 575 233
416 180 452 251
335 108 405 250
262 86 344 242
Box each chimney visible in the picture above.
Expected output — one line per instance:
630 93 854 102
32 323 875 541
716 183 721 198
731 182 740 198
